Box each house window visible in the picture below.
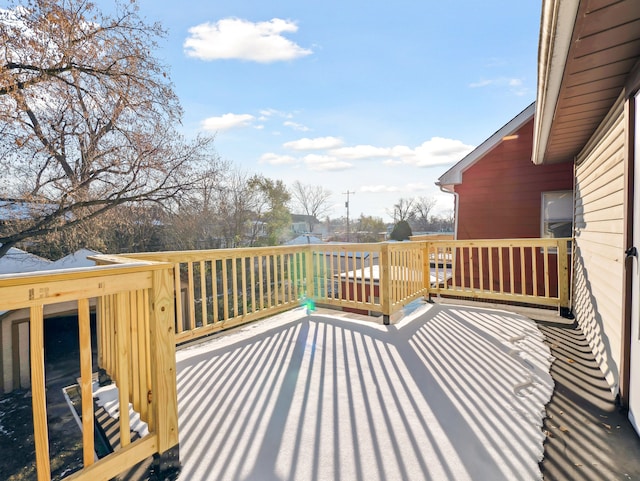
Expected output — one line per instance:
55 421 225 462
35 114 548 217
541 191 573 238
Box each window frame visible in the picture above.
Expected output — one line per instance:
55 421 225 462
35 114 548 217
541 190 574 240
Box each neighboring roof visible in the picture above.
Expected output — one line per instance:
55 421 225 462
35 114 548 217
0 247 100 276
436 102 535 192
284 235 325 245
47 248 100 269
533 0 640 165
291 214 318 223
0 247 52 275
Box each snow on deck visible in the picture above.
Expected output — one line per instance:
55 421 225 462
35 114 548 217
175 303 554 481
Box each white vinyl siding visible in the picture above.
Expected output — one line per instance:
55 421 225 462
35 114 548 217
573 98 626 392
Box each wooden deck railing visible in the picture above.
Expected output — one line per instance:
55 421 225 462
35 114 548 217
1 237 571 480
100 247 310 344
426 238 571 309
0 262 179 481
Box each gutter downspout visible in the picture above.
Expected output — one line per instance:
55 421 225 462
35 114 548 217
439 184 459 240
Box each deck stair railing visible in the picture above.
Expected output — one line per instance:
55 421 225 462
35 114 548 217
0 262 179 481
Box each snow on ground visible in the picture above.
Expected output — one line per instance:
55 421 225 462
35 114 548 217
175 302 554 481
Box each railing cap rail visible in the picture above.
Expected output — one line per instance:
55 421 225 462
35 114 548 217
0 261 168 287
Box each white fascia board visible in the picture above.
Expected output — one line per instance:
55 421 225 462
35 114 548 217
436 102 535 188
532 0 580 165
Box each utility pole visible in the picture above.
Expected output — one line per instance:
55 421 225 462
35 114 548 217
343 190 355 242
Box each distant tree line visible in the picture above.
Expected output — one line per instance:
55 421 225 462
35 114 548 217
0 0 452 260
389 197 454 234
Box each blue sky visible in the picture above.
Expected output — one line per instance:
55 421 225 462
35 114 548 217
135 0 541 221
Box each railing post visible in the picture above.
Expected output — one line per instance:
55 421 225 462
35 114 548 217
557 238 572 317
380 243 391 325
305 245 314 300
149 266 180 476
423 241 433 303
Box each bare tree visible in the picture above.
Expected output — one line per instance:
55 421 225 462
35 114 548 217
412 196 437 231
389 198 415 223
290 181 332 232
0 0 210 258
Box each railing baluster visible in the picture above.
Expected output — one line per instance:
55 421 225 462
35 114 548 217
488 247 494 292
532 246 538 297
520 247 526 295
461 247 467 290
78 298 95 467
360 252 366 305
479 247 485 291
173 263 183 334
241 257 248 315
266 255 272 309
509 246 515 294
212 260 219 323
223 258 230 320
30 304 51 481
143 288 153 432
187 262 195 331
498 247 504 294
232 257 239 317
250 256 257 314
280 253 286 304
543 245 550 298
199 260 207 326
258 255 265 310
469 246 475 290
116 292 131 447
129 292 140 415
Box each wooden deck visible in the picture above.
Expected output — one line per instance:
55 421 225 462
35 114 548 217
174 303 554 481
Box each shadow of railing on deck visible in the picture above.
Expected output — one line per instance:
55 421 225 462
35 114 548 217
176 304 553 480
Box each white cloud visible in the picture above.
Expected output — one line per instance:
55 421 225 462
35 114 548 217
303 154 352 171
326 138 473 167
468 79 494 88
284 136 344 151
360 185 401 193
360 182 432 194
468 77 528 96
260 153 298 165
259 108 294 119
329 145 390 160
201 113 255 131
283 121 310 132
383 159 404 166
184 18 312 63
409 137 475 167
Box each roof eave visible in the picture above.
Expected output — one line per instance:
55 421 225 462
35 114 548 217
532 0 580 165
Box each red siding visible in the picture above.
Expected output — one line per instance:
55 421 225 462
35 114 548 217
454 118 573 240
452 118 573 297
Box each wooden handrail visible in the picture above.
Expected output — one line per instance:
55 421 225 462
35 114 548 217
1 236 572 480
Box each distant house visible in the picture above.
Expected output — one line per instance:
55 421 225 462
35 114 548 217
290 214 318 234
0 248 100 394
532 0 640 434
